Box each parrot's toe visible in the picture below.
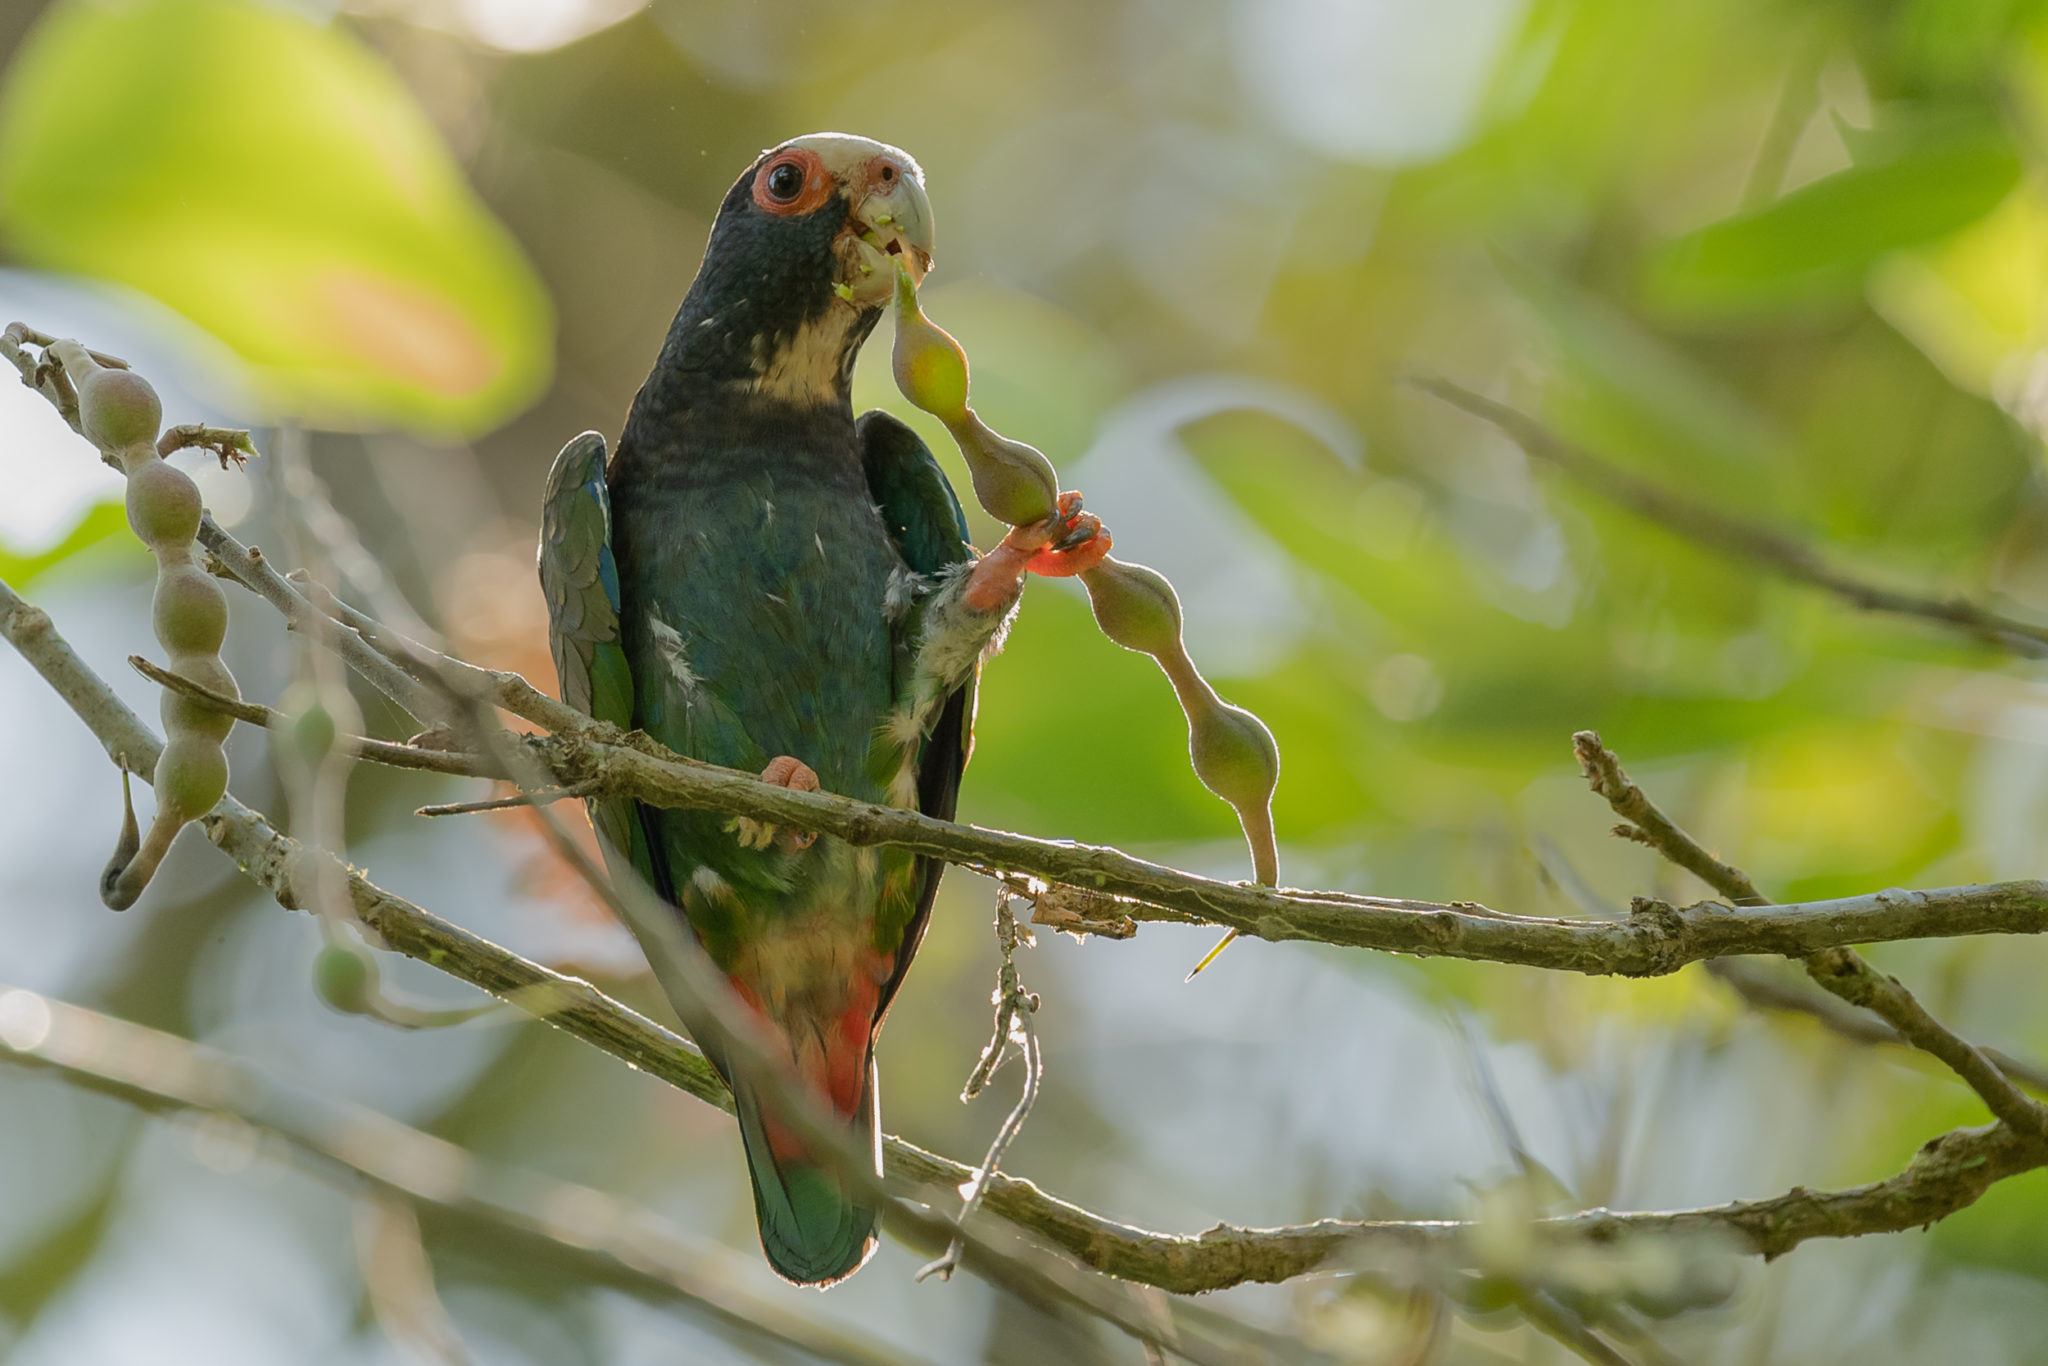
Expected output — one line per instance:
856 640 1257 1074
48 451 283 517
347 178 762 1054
1023 509 1110 577
962 492 1113 610
760 755 820 791
729 756 821 852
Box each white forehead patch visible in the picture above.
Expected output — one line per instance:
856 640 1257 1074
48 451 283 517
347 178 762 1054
772 131 924 185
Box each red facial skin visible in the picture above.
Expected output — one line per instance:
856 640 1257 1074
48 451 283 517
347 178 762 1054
751 148 836 216
752 147 917 218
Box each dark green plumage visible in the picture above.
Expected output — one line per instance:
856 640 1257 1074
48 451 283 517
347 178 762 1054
537 135 994 1286
539 432 639 863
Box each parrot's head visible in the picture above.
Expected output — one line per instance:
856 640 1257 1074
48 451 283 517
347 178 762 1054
674 132 933 406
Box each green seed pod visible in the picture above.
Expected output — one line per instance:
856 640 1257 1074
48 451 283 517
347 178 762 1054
313 941 376 1015
1080 558 1183 657
101 810 177 912
952 415 1060 527
153 732 229 821
126 457 202 548
78 366 162 452
159 655 239 743
153 564 228 657
98 768 142 910
1188 697 1280 814
890 265 969 420
49 340 241 914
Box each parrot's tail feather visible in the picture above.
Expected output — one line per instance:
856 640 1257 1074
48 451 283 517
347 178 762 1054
734 1074 881 1286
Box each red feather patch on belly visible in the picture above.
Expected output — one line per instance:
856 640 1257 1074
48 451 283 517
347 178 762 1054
727 951 888 1164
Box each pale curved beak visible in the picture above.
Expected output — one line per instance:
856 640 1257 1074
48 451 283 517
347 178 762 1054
852 172 934 285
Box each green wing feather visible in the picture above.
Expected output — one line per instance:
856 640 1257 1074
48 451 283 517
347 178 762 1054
538 431 645 875
859 410 973 576
855 411 977 1024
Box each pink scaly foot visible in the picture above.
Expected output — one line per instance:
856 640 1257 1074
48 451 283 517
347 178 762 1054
963 491 1113 611
728 755 820 852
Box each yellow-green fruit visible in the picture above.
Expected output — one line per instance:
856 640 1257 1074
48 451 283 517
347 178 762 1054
313 942 375 1015
78 367 162 451
955 418 1060 527
126 457 202 547
153 565 228 656
1082 558 1182 656
890 269 969 418
1188 699 1280 811
1460 1277 1521 1316
153 734 228 821
894 317 970 418
159 655 239 743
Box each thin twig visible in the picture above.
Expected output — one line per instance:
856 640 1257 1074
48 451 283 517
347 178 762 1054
416 779 602 817
195 514 448 723
158 422 257 469
295 574 593 736
919 886 1045 1283
1 324 124 436
354 1194 474 1366
1572 734 1764 905
68 612 2048 983
1417 378 2048 657
127 655 491 777
1518 1292 1638 1366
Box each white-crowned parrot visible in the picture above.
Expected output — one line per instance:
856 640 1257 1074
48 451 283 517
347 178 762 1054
538 134 1106 1285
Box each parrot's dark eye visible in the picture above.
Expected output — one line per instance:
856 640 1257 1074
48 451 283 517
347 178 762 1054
750 148 830 215
765 162 805 202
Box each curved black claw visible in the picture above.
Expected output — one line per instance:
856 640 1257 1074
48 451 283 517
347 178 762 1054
1051 495 1098 552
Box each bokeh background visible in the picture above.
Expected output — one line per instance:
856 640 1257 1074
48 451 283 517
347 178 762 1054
3 0 2048 1361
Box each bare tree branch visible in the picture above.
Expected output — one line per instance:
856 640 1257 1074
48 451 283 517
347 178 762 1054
195 515 449 724
1573 730 2048 1144
8 577 2039 1302
129 655 487 777
0 983 942 1366
128 568 2048 977
7 572 2045 1300
1416 378 2048 657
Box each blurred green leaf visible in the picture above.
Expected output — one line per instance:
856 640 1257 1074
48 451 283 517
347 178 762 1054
0 499 143 585
1645 110 2021 317
0 0 552 434
1932 1167 2048 1280
968 586 1236 844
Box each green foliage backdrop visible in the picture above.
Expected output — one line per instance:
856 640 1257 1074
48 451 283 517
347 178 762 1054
4 0 2048 1361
